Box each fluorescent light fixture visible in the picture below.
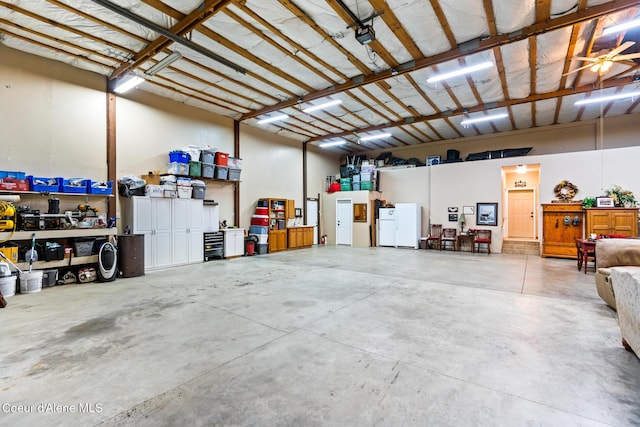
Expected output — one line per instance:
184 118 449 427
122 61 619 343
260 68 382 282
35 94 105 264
303 99 342 113
427 61 493 83
575 90 640 106
114 75 145 94
602 18 640 36
360 133 392 142
145 52 183 76
460 113 508 126
319 139 346 148
256 114 288 124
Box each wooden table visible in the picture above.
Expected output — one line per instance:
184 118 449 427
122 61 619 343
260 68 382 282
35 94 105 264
457 234 475 252
575 238 597 273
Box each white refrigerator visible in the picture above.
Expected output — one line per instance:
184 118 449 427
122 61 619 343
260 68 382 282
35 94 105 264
378 203 422 249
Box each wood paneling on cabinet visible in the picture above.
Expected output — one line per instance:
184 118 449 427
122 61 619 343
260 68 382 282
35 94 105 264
541 203 584 259
585 208 638 237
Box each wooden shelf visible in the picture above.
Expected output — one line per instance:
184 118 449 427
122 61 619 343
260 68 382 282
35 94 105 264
0 190 113 197
16 255 99 270
160 174 238 185
7 228 117 240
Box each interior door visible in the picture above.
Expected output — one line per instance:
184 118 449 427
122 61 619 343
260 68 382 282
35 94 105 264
306 197 319 244
336 199 352 246
508 189 535 238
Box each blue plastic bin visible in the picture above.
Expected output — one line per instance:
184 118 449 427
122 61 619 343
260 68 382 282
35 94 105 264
169 151 190 163
62 178 88 193
86 180 113 195
27 176 62 193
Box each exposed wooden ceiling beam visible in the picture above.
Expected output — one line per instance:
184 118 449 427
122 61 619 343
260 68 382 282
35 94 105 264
306 76 636 142
241 0 639 121
109 0 234 79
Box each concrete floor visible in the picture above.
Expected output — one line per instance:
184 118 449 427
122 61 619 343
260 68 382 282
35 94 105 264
2 246 639 426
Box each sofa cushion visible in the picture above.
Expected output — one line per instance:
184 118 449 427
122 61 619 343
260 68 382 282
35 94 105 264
596 239 640 269
611 267 640 357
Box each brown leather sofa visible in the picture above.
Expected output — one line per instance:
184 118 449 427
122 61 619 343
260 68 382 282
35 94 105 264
595 238 640 310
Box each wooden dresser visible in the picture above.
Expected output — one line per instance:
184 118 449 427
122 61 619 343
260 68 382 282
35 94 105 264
541 203 584 258
584 208 638 237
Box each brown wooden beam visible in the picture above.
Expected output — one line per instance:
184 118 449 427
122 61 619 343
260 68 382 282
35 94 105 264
306 75 637 143
106 87 116 221
241 0 639 121
233 120 240 228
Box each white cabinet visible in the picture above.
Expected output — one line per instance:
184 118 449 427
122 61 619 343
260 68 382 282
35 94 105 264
121 196 203 271
223 228 245 258
172 198 203 265
122 197 172 270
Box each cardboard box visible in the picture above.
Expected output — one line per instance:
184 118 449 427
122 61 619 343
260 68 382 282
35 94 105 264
141 174 161 185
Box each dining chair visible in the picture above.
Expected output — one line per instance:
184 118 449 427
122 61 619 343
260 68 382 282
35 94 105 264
440 228 457 251
474 229 492 254
426 224 443 249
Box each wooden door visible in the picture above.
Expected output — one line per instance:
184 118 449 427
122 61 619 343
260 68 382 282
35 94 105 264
508 189 535 238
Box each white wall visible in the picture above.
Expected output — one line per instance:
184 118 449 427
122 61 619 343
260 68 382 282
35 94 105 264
377 146 640 253
0 44 106 178
0 46 341 233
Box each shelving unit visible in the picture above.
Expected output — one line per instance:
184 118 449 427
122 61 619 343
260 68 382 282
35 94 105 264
1 189 116 271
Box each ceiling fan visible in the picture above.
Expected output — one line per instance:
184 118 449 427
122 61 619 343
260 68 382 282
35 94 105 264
565 41 640 75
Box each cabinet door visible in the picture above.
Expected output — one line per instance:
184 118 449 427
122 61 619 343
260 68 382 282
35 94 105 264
131 197 153 269
611 210 637 235
587 210 612 235
286 199 295 219
188 200 204 263
303 227 314 246
132 197 152 234
288 228 298 248
153 198 173 268
171 199 189 265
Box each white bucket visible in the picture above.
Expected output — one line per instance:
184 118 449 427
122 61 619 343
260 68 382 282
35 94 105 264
20 271 43 294
0 275 17 297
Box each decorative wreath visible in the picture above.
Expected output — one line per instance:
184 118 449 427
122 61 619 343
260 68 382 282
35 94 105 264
554 180 578 201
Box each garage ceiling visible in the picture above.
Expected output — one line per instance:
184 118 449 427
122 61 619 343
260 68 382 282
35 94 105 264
2 0 640 153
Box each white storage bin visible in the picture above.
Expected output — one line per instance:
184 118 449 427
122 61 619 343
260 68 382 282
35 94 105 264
177 177 192 186
251 234 268 245
147 184 164 198
20 271 43 293
0 275 17 297
167 162 189 175
177 186 192 198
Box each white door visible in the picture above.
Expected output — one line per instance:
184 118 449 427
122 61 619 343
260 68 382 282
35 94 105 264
336 199 352 245
131 197 153 269
306 197 319 244
171 198 189 266
378 208 396 246
153 198 173 269
188 199 203 263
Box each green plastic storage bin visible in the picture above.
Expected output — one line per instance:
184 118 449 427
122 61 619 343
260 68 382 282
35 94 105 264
189 161 202 177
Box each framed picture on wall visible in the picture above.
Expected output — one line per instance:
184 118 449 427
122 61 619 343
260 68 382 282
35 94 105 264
448 214 458 222
463 206 474 215
476 203 498 226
